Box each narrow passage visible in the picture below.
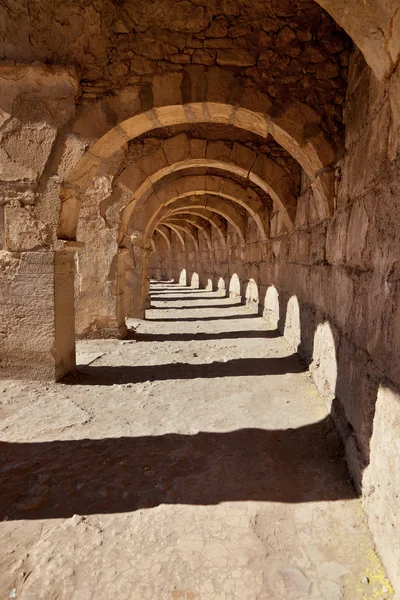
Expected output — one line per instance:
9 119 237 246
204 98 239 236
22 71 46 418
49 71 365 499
0 282 392 599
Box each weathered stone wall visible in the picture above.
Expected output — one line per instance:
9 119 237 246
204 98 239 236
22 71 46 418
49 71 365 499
150 50 400 591
74 150 129 338
0 250 75 380
1 1 399 591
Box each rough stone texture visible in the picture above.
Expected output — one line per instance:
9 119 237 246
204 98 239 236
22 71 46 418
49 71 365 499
0 1 399 596
0 1 350 141
0 250 75 380
0 63 79 247
0 285 394 599
150 51 400 594
74 150 129 339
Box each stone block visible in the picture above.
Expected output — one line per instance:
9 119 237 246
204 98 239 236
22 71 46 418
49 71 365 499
163 133 190 164
116 162 147 193
326 211 348 266
189 138 207 159
89 126 128 159
310 222 327 264
346 198 369 268
0 250 76 380
288 230 310 265
152 72 183 107
294 192 309 229
388 66 400 161
4 205 51 252
362 380 400 594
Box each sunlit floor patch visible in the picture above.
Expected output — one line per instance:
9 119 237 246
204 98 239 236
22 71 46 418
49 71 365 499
0 283 393 599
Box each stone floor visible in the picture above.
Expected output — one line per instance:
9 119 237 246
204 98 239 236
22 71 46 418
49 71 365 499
0 282 394 599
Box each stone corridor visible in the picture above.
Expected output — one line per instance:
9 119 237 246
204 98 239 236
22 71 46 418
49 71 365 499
1 0 400 595
0 282 393 599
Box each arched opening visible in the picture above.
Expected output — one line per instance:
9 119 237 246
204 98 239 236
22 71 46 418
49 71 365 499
179 269 187 286
229 273 242 303
190 272 200 289
245 278 259 311
1 1 399 593
283 295 301 353
264 285 280 329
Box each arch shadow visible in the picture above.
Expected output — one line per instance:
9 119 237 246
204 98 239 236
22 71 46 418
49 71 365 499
1 416 357 521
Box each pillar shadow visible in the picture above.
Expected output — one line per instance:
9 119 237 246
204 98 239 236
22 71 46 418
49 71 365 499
149 303 241 310
146 314 260 322
0 417 357 521
65 355 305 386
150 296 231 302
129 329 281 342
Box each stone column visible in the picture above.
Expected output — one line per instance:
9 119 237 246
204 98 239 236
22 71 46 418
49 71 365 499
0 243 81 381
125 246 151 319
115 249 129 338
75 244 128 340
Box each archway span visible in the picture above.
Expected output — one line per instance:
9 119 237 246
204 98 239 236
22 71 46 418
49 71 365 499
117 156 296 231
314 0 399 80
158 224 185 251
161 221 199 252
160 215 213 251
154 226 172 251
144 194 248 245
164 208 227 249
59 101 336 240
125 175 269 246
152 230 170 253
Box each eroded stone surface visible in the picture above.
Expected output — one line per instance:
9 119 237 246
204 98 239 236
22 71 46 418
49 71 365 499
0 1 399 596
0 284 394 599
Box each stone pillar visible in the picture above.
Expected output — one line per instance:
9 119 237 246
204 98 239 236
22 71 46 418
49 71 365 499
115 249 128 338
0 245 79 381
125 246 151 319
75 246 128 340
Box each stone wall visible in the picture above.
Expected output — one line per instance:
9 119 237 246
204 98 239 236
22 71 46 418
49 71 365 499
1 1 399 591
150 50 400 591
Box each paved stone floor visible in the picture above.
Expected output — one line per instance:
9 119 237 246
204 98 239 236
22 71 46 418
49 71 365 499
0 282 394 599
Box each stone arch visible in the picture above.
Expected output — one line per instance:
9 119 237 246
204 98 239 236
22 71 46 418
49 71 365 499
144 194 248 245
179 269 187 286
160 215 213 251
154 226 172 251
116 133 297 230
152 230 170 254
127 175 269 246
59 99 336 241
218 277 227 293
160 224 186 251
161 221 199 251
314 0 400 81
190 273 200 289
164 208 227 249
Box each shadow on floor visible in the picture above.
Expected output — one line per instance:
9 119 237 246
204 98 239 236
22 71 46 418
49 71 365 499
150 290 224 296
146 313 260 322
0 417 357 521
150 303 241 310
129 329 281 342
65 355 305 385
150 296 233 302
